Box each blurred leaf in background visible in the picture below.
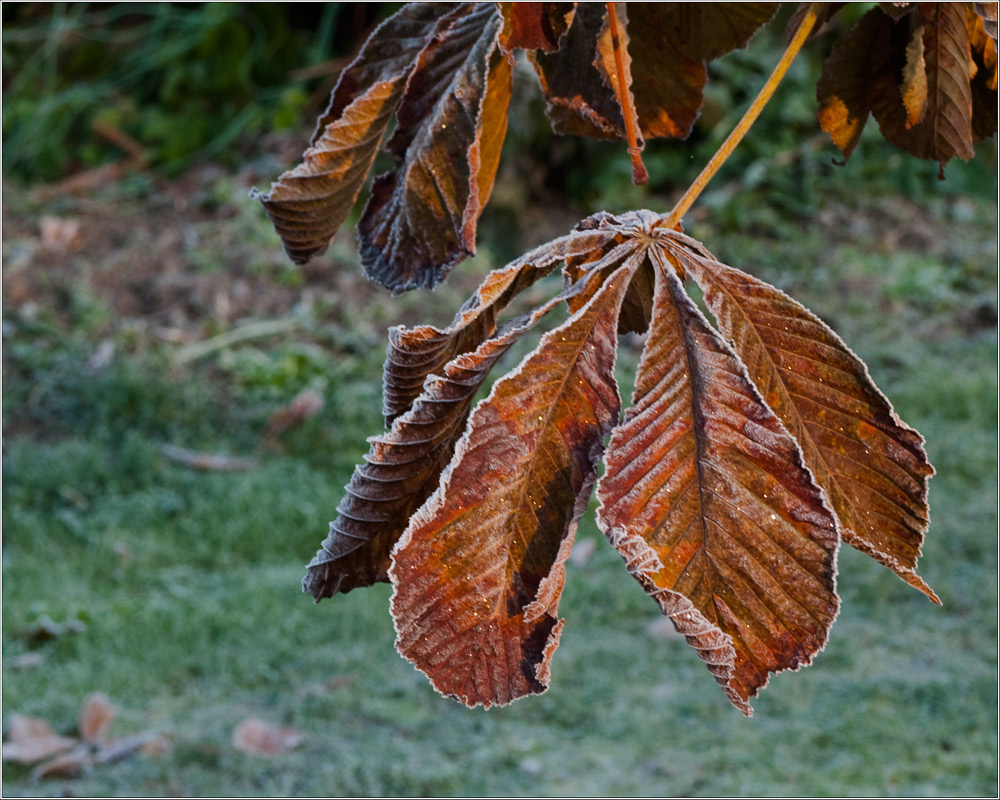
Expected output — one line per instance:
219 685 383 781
2 3 399 182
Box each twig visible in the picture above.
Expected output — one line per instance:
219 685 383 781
91 119 148 165
173 317 308 364
159 444 257 472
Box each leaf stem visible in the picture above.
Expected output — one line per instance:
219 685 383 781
606 2 648 185
660 3 820 230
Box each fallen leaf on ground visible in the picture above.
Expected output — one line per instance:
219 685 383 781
232 718 304 756
39 216 82 253
2 714 77 765
79 692 116 743
264 388 325 440
5 715 54 742
32 746 91 780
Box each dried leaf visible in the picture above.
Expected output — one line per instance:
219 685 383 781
597 245 839 714
264 389 325 440
870 3 976 172
255 4 457 264
304 233 618 600
973 1 998 42
816 8 896 162
530 4 627 139
901 19 929 127
39 216 82 253
5 714 55 743
79 692 116 743
677 239 938 602
3 716 76 765
32 746 91 780
627 3 778 139
389 263 634 707
967 5 999 141
232 718 303 757
358 4 512 292
651 3 780 62
307 208 940 713
531 4 777 143
498 2 574 53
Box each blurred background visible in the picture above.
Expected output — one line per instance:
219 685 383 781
3 3 997 795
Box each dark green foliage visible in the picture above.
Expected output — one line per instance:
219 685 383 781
2 4 394 180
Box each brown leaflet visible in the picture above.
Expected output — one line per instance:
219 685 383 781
870 4 976 173
389 263 634 707
498 2 575 53
530 4 626 139
303 267 586 600
358 5 511 293
968 6 999 89
967 6 999 142
626 3 778 140
655 2 780 62
816 8 897 162
532 0 778 146
597 246 839 715
254 4 456 265
902 17 929 128
383 226 620 423
973 2 998 42
624 10 704 140
673 233 938 602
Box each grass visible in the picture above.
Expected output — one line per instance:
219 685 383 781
3 169 997 796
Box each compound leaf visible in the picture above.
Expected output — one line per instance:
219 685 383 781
255 3 456 265
819 4 987 171
597 245 840 715
389 263 633 707
677 235 938 602
358 4 511 292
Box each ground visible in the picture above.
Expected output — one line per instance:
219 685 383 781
2 137 997 795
